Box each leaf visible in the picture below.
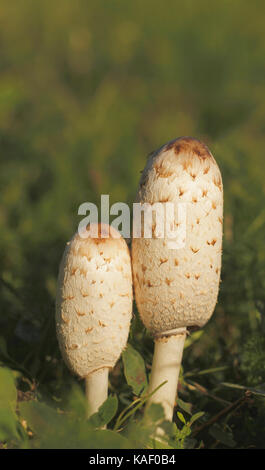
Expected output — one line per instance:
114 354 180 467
0 406 20 442
177 398 193 415
159 420 176 438
88 430 131 449
64 383 88 418
145 403 165 423
20 399 129 449
209 424 236 448
88 394 118 427
0 367 19 442
151 436 174 449
122 344 148 396
189 411 205 425
174 422 192 449
122 421 152 449
177 412 186 424
19 400 69 440
0 367 17 408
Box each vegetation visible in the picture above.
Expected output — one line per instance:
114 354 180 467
0 0 264 449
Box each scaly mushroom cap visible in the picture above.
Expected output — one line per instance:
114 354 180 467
132 137 223 336
56 223 133 377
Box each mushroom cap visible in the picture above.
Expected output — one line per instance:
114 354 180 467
56 223 133 377
132 137 223 336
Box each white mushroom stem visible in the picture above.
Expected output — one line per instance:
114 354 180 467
147 330 186 422
85 367 109 418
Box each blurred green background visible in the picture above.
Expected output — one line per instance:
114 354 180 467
0 0 265 448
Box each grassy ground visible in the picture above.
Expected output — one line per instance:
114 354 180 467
0 0 265 449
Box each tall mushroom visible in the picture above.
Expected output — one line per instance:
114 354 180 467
132 137 223 421
56 223 133 416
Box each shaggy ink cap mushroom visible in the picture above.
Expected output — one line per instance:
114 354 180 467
132 136 223 336
56 223 133 416
132 137 223 422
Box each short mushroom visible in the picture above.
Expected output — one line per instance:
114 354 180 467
132 137 223 421
56 223 133 417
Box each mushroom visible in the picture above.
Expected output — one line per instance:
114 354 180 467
56 223 133 416
132 137 223 421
